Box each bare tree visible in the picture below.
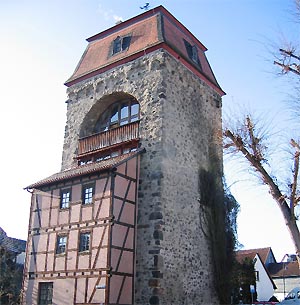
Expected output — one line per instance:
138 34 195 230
274 48 300 76
223 115 300 259
274 0 300 76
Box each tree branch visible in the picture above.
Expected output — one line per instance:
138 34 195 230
224 126 300 256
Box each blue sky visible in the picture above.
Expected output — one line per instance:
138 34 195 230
1 0 299 261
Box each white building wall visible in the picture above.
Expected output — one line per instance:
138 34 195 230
273 277 300 301
255 255 274 301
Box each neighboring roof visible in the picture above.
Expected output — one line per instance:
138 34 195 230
0 227 26 254
237 247 274 265
65 6 224 95
25 149 144 189
235 249 277 289
268 261 300 278
235 250 256 263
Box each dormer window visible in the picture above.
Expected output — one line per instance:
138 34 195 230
94 99 139 133
112 35 131 55
183 39 202 69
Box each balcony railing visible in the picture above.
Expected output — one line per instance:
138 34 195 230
78 121 139 157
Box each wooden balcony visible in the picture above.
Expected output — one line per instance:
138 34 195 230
78 121 139 157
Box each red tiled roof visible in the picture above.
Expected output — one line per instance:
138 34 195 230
235 251 257 263
25 149 143 189
268 261 300 277
70 15 160 81
236 247 273 264
65 6 224 95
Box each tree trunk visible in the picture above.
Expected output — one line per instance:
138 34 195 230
224 130 300 257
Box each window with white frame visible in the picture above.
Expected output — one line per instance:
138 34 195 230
79 232 90 252
82 184 94 205
56 235 67 254
60 189 71 209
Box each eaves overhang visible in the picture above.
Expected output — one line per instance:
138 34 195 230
25 148 145 190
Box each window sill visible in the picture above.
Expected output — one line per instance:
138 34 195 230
59 207 70 211
78 250 90 255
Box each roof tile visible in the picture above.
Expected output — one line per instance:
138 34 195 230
26 149 143 189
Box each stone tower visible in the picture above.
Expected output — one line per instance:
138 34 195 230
23 6 224 305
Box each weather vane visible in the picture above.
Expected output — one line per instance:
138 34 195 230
140 3 150 11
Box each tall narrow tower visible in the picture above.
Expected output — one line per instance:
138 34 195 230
23 6 225 305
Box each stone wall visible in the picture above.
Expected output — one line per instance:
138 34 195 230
62 49 222 305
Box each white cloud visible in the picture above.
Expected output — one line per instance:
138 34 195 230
113 14 123 23
98 3 123 23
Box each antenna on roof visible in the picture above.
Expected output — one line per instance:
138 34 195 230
140 3 150 11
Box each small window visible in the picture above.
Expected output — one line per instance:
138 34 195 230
60 189 71 209
254 270 259 281
38 282 53 305
56 236 67 254
111 151 119 158
183 39 202 68
112 35 131 55
79 159 92 165
82 184 94 205
79 232 90 252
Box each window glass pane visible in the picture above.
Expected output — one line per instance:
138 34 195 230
39 282 53 305
61 190 70 209
56 236 66 254
110 106 118 124
130 114 138 122
131 103 139 116
96 110 110 132
122 36 131 50
120 118 129 126
184 40 193 59
83 185 94 204
192 45 198 63
120 104 129 119
111 151 119 157
113 37 121 54
94 99 139 133
80 233 90 252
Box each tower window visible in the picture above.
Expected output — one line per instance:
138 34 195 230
56 235 67 254
112 35 131 55
60 189 71 209
183 39 202 68
79 232 90 252
94 99 139 133
38 282 53 305
82 184 94 205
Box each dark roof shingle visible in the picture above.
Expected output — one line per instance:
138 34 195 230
0 227 26 254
